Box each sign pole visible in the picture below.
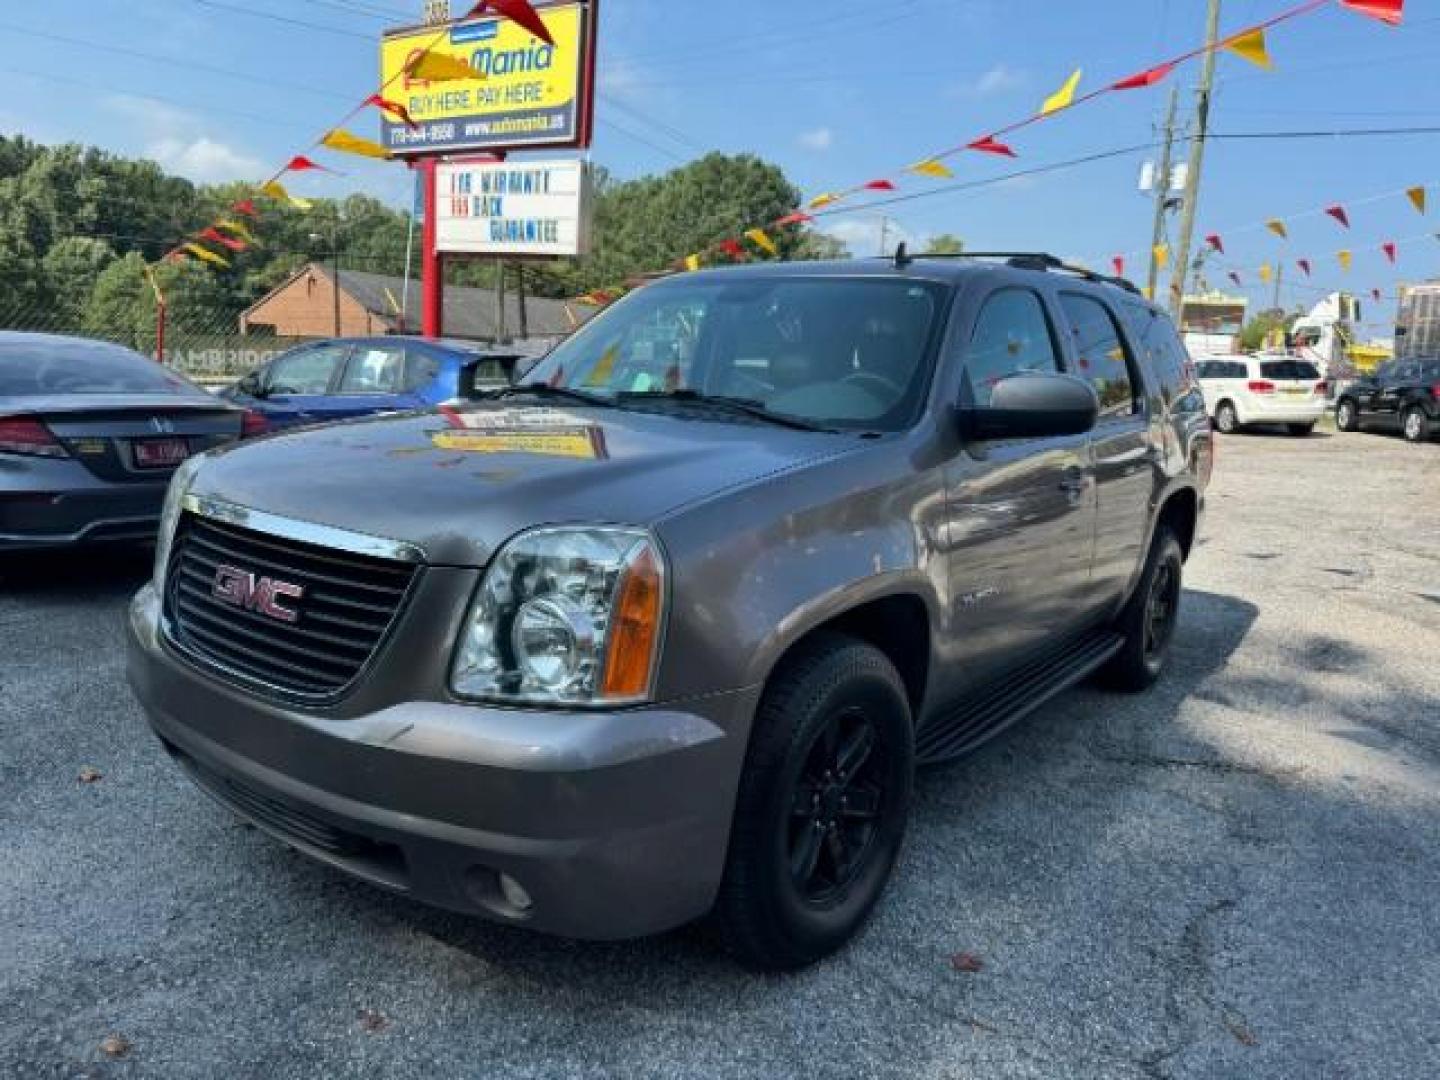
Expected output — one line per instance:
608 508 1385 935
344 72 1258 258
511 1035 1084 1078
420 156 443 339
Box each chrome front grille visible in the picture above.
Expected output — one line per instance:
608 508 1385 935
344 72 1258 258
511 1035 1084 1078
162 511 417 699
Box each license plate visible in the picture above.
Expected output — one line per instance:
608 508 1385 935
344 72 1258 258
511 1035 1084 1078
133 437 190 468
1282 387 1308 396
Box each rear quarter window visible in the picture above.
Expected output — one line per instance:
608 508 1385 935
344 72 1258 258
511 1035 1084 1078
1120 302 1194 407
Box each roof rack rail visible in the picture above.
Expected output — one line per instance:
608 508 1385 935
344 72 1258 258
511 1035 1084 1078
880 249 1143 296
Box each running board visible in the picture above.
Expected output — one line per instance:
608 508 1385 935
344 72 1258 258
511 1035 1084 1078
916 628 1124 765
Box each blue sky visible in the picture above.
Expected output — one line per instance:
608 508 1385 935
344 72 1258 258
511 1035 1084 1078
1 0 1436 327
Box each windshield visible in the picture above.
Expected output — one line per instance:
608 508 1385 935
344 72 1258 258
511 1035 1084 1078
522 277 948 430
0 336 204 397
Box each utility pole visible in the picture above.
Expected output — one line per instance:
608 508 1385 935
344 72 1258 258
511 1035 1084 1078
878 217 891 257
494 258 508 343
1169 0 1223 318
516 263 529 340
1147 85 1180 300
1271 260 1284 312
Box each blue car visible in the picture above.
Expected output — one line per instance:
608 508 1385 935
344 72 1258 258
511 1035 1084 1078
221 337 524 433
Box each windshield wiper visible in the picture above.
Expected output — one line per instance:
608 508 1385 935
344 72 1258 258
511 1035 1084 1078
483 383 615 408
615 389 833 432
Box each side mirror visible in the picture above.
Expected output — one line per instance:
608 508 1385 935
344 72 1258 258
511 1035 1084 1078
237 372 264 398
959 371 1099 441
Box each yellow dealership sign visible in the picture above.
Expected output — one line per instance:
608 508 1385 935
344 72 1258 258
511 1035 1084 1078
380 1 595 156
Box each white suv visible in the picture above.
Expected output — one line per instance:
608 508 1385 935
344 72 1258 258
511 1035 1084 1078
1195 354 1327 436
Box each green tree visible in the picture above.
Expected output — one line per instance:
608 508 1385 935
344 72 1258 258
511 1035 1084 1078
924 233 965 255
1238 308 1293 352
41 237 117 330
84 252 154 349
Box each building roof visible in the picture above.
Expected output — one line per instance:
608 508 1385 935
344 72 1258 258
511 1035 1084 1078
242 263 586 341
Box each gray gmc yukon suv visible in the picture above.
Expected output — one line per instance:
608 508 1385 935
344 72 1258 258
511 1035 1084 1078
127 253 1211 970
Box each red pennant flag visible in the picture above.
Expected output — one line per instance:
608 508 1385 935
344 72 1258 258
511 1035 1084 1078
284 155 335 174
465 0 555 46
1111 63 1175 90
1297 258 1312 277
1111 256 1125 277
719 238 746 260
1228 271 1243 287
232 199 258 218
863 179 896 192
1382 241 1397 263
775 211 813 227
967 135 1017 158
1340 0 1404 25
1206 233 1224 254
1326 204 1351 229
1371 288 1382 302
365 93 419 130
199 226 247 252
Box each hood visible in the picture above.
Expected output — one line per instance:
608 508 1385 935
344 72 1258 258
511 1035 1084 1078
189 402 853 565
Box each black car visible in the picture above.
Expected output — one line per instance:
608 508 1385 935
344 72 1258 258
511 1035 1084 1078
1 332 245 552
1335 357 1440 443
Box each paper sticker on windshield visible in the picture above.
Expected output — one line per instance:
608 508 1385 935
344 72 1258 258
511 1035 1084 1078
429 426 607 460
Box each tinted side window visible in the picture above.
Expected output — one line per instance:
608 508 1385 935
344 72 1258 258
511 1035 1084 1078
339 346 407 394
402 350 442 393
1060 293 1138 418
1259 360 1321 381
1120 303 1191 405
962 288 1060 406
267 346 347 395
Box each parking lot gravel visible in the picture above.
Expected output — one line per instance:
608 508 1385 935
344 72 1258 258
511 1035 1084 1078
2 427 1438 1079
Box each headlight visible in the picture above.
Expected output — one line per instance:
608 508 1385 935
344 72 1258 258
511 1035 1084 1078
451 526 667 706
153 455 203 591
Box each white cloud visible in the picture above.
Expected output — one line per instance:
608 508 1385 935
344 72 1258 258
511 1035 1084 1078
798 127 834 152
955 63 1026 99
146 136 264 185
820 216 917 256
100 94 262 184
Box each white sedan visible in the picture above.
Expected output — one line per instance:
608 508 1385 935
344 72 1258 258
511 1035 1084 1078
1194 354 1328 436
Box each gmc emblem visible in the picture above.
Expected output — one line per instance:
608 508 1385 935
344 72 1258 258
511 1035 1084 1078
211 564 304 624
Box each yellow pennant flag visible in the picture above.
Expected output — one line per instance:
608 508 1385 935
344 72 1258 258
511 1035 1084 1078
1142 286 1154 301
1258 263 1273 283
1040 69 1082 116
184 243 230 268
261 180 311 211
1338 249 1353 271
1266 219 1288 239
1225 28 1273 70
684 254 701 272
1407 186 1427 214
745 228 779 257
1153 244 1169 271
406 50 485 82
908 158 954 179
322 128 391 160
215 219 255 243
808 192 840 210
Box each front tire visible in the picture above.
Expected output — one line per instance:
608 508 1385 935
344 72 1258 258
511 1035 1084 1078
1287 423 1316 437
1099 527 1184 693
1401 406 1431 443
1214 401 1240 434
1336 399 1360 432
716 632 914 971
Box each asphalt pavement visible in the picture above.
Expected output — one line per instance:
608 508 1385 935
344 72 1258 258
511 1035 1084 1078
2 426 1438 1079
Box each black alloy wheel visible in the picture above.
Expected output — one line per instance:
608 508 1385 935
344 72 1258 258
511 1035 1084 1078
1144 558 1181 664
788 706 888 904
716 632 914 971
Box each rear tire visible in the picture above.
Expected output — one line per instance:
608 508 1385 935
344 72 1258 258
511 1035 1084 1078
1286 423 1315 437
716 632 914 971
1099 527 1184 693
1401 406 1431 443
1214 401 1240 434
1336 399 1360 432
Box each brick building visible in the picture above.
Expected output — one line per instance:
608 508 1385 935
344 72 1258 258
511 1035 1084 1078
239 263 585 342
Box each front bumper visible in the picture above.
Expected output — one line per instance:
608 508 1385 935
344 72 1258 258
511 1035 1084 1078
126 582 758 940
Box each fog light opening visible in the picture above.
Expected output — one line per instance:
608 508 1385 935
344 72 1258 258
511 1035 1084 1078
498 872 533 913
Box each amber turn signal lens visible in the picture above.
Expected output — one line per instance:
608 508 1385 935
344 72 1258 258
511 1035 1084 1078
601 543 665 699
